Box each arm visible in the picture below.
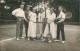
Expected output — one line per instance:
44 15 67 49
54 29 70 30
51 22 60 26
12 9 17 16
52 13 56 22
24 17 29 22
57 13 65 23
58 18 65 23
34 13 37 23
48 13 56 23
24 11 29 22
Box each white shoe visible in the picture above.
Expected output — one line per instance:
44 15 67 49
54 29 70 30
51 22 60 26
62 41 65 44
48 40 52 43
54 40 60 42
28 38 30 41
17 38 19 41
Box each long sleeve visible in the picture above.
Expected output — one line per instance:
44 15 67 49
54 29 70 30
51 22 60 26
12 8 25 18
51 13 56 21
46 9 50 18
23 11 25 18
58 12 65 23
12 9 17 16
61 13 65 19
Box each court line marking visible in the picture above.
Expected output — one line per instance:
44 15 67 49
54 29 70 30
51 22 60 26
0 37 16 43
0 35 25 43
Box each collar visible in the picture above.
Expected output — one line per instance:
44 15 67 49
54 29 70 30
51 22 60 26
19 8 23 10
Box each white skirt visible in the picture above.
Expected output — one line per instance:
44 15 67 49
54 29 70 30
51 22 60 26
27 21 36 38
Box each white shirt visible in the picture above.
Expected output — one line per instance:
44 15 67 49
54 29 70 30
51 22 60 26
47 13 56 23
29 12 37 22
12 8 25 18
57 11 65 22
57 11 65 19
38 11 45 22
45 8 51 18
48 13 56 20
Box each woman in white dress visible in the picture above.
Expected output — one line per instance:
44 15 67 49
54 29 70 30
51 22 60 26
27 9 37 40
42 8 57 42
37 8 45 38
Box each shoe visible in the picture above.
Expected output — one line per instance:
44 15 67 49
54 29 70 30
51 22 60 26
48 40 52 43
62 41 65 44
17 38 19 41
33 39 36 41
54 40 60 42
42 39 45 41
28 38 30 41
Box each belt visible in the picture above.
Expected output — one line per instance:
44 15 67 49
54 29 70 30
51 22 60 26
17 16 24 18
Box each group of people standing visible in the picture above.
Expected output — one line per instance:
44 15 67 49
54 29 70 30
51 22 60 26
12 2 66 44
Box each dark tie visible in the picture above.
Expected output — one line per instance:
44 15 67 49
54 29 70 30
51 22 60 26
25 11 29 21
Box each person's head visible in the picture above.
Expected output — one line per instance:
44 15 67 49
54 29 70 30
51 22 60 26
41 1 44 4
26 5 30 11
50 8 54 14
45 5 50 10
58 6 63 12
20 5 24 9
50 7 56 14
46 1 49 4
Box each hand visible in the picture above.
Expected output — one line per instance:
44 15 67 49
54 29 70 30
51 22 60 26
47 20 51 23
55 21 59 24
56 21 60 24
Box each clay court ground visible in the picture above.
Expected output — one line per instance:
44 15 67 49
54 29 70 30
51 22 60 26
0 24 80 51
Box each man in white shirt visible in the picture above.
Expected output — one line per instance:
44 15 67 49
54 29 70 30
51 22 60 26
43 5 50 32
12 4 25 40
54 6 66 43
37 8 45 39
42 6 51 40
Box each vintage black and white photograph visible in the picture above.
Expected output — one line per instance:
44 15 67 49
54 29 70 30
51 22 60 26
0 0 80 51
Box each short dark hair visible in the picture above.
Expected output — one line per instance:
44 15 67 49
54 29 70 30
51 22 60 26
59 6 66 13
